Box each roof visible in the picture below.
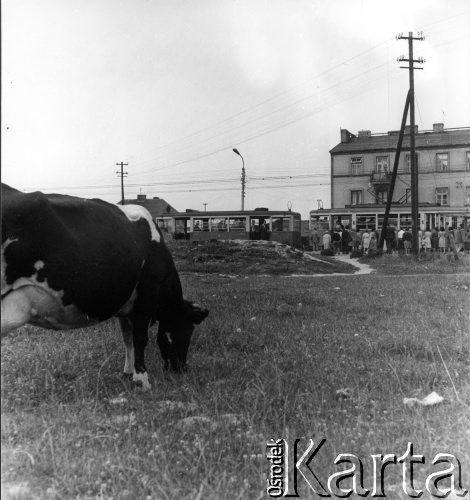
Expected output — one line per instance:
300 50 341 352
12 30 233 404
162 209 301 218
119 196 178 218
330 127 470 155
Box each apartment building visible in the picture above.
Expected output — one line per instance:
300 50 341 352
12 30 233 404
310 123 470 236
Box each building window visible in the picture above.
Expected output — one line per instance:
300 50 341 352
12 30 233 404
436 153 448 171
350 190 363 205
376 156 389 174
466 186 470 206
405 153 418 173
466 152 470 170
435 187 449 206
377 191 388 204
350 157 363 175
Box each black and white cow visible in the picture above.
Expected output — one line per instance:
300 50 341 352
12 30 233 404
1 184 208 390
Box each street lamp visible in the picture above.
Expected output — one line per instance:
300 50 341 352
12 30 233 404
232 148 245 211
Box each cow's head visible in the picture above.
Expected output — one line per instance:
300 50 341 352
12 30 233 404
157 301 209 372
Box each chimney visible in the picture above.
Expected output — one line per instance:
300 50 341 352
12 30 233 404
433 123 444 133
358 130 371 138
340 129 355 143
137 194 147 201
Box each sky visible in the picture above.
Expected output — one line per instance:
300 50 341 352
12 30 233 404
2 0 470 218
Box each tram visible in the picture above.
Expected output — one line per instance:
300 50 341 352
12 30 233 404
156 209 302 247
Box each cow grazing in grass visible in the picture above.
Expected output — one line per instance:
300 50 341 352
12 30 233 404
1 184 209 390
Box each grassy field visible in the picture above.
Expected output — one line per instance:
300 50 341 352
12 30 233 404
359 250 470 275
1 244 470 499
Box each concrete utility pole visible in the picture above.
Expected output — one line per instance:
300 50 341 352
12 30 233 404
116 162 128 205
232 148 245 211
397 32 425 256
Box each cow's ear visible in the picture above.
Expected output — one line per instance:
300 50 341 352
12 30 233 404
184 301 209 325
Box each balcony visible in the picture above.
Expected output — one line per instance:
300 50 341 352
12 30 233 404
369 171 392 191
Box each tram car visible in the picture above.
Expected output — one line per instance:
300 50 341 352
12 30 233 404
156 208 302 248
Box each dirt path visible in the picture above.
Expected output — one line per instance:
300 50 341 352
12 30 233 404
288 252 375 277
332 254 375 274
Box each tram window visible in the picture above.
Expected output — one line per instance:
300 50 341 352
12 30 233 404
356 216 376 231
378 215 398 229
156 219 170 232
272 217 290 232
229 217 246 231
399 214 412 228
193 218 209 231
174 219 188 234
293 218 300 232
210 217 227 231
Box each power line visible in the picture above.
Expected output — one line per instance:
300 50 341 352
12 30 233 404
131 62 395 177
124 39 396 174
22 172 332 193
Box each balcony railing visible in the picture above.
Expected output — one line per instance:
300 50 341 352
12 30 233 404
370 171 392 184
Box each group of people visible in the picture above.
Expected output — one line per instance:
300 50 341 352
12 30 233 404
313 224 371 255
310 223 467 255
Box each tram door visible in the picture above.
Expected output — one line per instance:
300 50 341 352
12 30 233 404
249 217 269 240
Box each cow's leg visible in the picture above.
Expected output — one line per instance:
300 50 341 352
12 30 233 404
1 288 33 336
131 316 151 391
118 317 134 375
157 323 172 370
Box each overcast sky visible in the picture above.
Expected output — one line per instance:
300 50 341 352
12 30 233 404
2 0 469 218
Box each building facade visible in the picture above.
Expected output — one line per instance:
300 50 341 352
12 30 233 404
310 124 470 238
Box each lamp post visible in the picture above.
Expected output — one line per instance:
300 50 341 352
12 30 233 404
232 148 245 211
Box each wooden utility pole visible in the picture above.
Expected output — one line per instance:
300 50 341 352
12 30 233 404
116 162 128 205
378 90 411 252
397 32 425 256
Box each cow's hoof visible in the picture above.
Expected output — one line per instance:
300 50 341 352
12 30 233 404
132 371 151 391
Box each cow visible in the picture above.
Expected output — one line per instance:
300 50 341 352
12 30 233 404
1 184 209 390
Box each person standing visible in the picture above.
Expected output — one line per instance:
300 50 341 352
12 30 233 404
454 224 464 252
368 229 378 253
385 225 396 254
311 227 320 251
332 228 341 255
403 227 412 254
438 226 446 253
362 229 370 253
341 225 351 254
260 220 270 241
431 227 439 253
322 230 332 251
422 227 432 253
418 228 424 253
397 227 405 254
444 226 452 252
348 226 357 254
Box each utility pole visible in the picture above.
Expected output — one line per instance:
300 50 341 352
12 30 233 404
116 162 128 205
203 203 208 212
378 90 411 252
232 148 245 211
397 32 425 256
